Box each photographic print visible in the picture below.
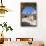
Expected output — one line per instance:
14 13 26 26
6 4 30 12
21 2 37 27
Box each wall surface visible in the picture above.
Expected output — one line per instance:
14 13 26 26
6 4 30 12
0 0 46 45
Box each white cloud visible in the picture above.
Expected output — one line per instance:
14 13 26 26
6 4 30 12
32 10 37 14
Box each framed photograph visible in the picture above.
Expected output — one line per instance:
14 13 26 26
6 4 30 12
21 2 37 27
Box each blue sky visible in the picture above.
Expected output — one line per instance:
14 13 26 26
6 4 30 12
22 6 36 16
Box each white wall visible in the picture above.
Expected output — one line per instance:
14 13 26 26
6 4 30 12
0 0 46 45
